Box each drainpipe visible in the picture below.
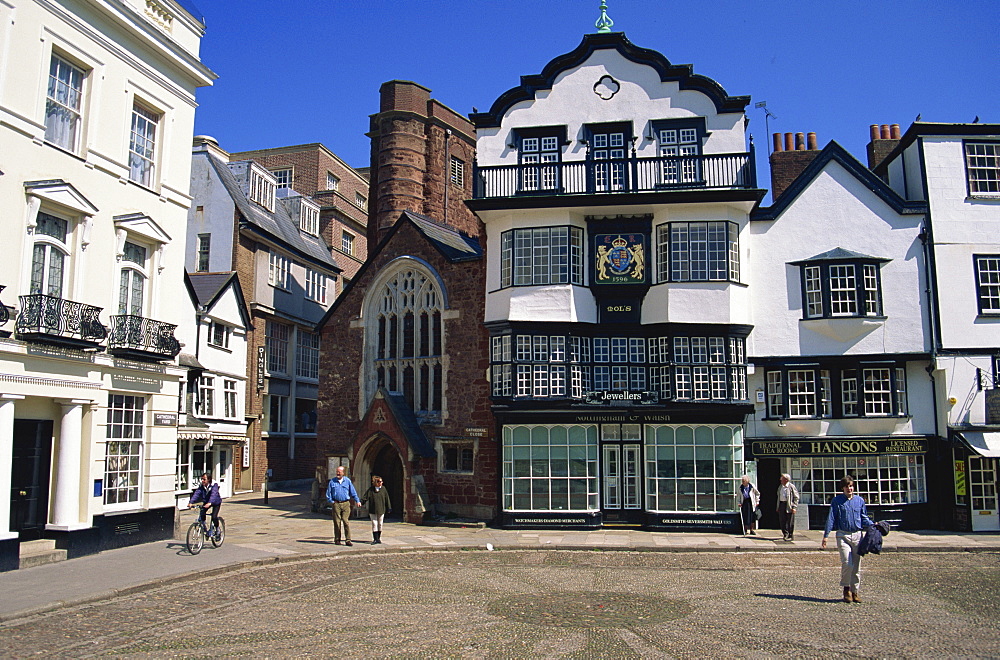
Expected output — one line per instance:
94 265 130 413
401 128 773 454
444 129 452 226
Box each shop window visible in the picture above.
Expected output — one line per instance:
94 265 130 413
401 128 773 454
645 425 743 513
502 425 599 512
791 455 926 506
104 394 144 507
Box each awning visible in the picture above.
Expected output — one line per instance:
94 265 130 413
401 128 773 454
957 431 1000 458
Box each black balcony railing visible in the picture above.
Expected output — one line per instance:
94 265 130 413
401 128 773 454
108 315 181 360
16 294 107 347
474 151 757 199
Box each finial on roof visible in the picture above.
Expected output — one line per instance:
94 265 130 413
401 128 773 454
595 0 614 33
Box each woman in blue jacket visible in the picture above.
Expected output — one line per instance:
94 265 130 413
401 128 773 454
821 475 874 603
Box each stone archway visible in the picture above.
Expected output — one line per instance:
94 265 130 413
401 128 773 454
358 436 405 520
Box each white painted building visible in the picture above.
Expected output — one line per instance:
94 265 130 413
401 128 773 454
0 0 214 569
175 271 253 502
746 141 935 529
873 123 1000 531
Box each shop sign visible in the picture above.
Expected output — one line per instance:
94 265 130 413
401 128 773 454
153 413 177 426
750 438 928 457
465 427 488 437
986 389 1000 425
954 460 967 497
256 346 265 390
585 390 658 405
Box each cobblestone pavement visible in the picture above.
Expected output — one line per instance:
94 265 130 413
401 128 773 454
1 550 999 657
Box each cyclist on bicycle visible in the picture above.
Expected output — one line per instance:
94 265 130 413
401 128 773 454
188 472 222 538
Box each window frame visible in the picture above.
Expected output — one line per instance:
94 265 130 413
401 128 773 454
45 52 86 153
295 330 320 380
104 394 145 509
974 254 1000 315
440 440 476 474
207 321 231 349
271 167 293 190
656 221 740 284
795 258 887 320
500 226 584 288
326 172 340 191
128 101 159 188
298 199 320 236
267 251 291 290
450 156 465 187
304 268 327 304
30 211 72 299
763 361 909 420
265 320 290 375
341 231 354 256
964 140 1000 197
196 233 211 272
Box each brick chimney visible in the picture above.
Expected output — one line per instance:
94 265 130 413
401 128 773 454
769 131 820 200
866 123 901 169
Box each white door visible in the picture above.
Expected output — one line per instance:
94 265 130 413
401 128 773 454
969 456 1000 531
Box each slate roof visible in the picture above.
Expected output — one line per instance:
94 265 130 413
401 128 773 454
402 211 482 262
792 247 888 264
202 153 339 271
187 272 232 307
382 389 436 458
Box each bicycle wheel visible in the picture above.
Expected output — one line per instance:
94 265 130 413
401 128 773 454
211 518 225 547
186 521 204 555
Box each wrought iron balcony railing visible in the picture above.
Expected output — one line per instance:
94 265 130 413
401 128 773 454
108 315 181 360
474 151 756 199
16 294 107 347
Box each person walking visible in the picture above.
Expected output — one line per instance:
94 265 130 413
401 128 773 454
326 465 361 546
362 475 392 545
737 475 760 536
821 475 874 603
776 473 800 541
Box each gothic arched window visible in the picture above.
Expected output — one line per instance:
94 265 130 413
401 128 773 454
366 263 444 422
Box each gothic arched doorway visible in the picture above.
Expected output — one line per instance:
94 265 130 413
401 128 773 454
367 442 404 520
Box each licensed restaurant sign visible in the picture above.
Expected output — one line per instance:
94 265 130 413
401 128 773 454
750 438 928 457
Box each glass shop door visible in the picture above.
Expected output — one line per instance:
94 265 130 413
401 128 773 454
601 424 644 526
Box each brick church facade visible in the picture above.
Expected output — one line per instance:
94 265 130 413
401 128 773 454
316 82 497 523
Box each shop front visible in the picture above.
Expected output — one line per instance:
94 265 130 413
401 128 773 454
498 411 745 532
951 431 1000 532
749 436 932 530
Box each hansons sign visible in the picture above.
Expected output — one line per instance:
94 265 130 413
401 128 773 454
750 438 928 457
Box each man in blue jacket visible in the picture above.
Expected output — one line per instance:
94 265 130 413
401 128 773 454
821 475 874 603
326 465 361 546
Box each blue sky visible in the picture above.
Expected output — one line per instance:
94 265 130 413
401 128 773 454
192 0 999 190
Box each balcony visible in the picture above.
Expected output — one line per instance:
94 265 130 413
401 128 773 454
473 151 757 200
108 315 181 362
16 294 107 349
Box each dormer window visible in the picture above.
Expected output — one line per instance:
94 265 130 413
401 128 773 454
792 249 888 319
299 200 320 236
248 165 276 212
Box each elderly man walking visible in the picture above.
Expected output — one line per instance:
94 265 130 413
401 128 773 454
326 466 361 546
776 473 800 541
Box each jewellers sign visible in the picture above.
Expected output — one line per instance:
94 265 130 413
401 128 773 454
750 438 928 457
585 390 658 405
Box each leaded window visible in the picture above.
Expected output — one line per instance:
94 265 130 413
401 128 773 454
501 226 584 287
656 222 739 283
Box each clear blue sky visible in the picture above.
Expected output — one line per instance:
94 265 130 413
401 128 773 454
192 0 999 190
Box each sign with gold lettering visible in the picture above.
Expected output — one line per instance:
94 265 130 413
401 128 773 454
749 438 928 457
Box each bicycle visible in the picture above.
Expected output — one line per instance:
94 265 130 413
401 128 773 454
186 507 225 555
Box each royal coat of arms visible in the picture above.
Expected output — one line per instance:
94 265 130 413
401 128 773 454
595 234 645 283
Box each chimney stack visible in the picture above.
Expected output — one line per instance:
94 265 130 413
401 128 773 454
866 123 901 169
769 131 822 200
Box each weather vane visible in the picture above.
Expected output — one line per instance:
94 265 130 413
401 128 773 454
595 0 614 33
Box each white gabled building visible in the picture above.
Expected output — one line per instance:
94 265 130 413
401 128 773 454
872 123 1000 531
176 271 253 502
747 140 934 530
0 0 215 569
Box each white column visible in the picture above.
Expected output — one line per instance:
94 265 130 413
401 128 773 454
48 399 93 531
0 395 25 540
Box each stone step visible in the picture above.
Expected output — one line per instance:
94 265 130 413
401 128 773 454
18 539 67 569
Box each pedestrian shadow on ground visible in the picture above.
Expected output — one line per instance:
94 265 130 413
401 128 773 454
755 593 843 604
